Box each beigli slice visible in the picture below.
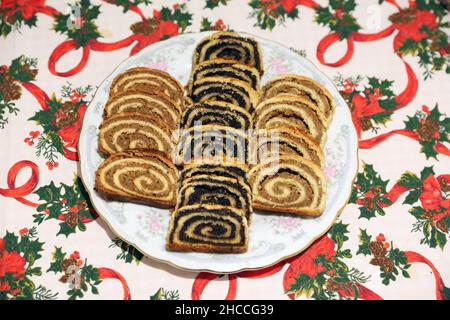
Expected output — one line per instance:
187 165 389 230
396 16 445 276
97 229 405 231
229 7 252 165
166 204 249 253
177 175 253 223
103 90 181 130
249 126 324 166
261 74 335 125
188 58 261 93
109 67 184 107
98 113 175 157
254 95 327 145
175 125 248 165
193 31 264 76
181 101 253 130
190 76 259 113
95 149 178 208
249 155 327 216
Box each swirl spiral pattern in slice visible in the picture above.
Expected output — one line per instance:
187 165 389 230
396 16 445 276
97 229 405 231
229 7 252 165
175 125 248 164
109 67 184 106
103 90 181 130
190 76 258 113
249 126 324 166
188 58 261 93
177 175 252 223
98 113 174 157
166 204 249 253
95 150 178 208
254 96 327 145
261 74 335 124
181 101 252 130
193 31 264 76
249 155 327 216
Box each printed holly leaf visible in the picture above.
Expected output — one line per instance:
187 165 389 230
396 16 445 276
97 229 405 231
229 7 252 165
21 236 44 265
3 231 19 252
420 141 439 159
34 181 61 203
53 0 102 47
47 247 66 273
110 238 144 264
420 166 435 181
8 56 38 82
403 188 421 205
328 221 349 249
107 0 152 12
358 206 376 219
57 222 77 237
160 4 193 32
404 115 421 131
315 1 361 39
205 0 228 9
399 172 422 188
357 229 372 256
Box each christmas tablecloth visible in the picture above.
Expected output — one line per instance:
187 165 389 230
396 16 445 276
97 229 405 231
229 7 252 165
0 0 449 300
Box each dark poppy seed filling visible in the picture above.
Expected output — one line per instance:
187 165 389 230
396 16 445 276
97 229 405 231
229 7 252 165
190 78 257 113
181 163 247 182
177 176 252 222
176 126 248 164
181 102 252 130
193 32 264 76
166 204 248 253
190 60 260 91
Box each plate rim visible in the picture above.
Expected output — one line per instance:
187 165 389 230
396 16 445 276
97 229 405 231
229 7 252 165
78 31 359 274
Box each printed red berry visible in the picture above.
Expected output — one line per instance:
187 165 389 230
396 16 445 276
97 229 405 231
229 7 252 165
11 288 21 295
70 251 80 260
29 131 40 138
19 228 28 236
376 233 386 242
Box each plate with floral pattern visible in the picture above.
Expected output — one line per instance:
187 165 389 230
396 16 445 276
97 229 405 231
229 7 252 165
78 31 358 273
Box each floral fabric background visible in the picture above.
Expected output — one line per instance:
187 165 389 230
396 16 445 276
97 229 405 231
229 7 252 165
0 0 449 300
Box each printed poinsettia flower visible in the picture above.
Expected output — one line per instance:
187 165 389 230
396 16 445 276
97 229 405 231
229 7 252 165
283 236 336 297
390 9 438 48
420 174 446 211
57 104 87 150
0 250 27 278
1 0 46 20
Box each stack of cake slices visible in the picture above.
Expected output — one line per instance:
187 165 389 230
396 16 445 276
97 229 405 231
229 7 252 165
95 67 184 208
93 31 337 255
166 32 264 253
249 75 335 216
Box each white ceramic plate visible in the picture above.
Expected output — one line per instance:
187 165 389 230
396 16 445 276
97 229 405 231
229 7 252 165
79 31 358 274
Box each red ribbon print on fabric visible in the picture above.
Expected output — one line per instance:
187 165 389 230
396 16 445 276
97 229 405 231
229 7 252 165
192 237 448 300
359 130 450 156
0 161 96 223
191 241 384 300
97 267 131 300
